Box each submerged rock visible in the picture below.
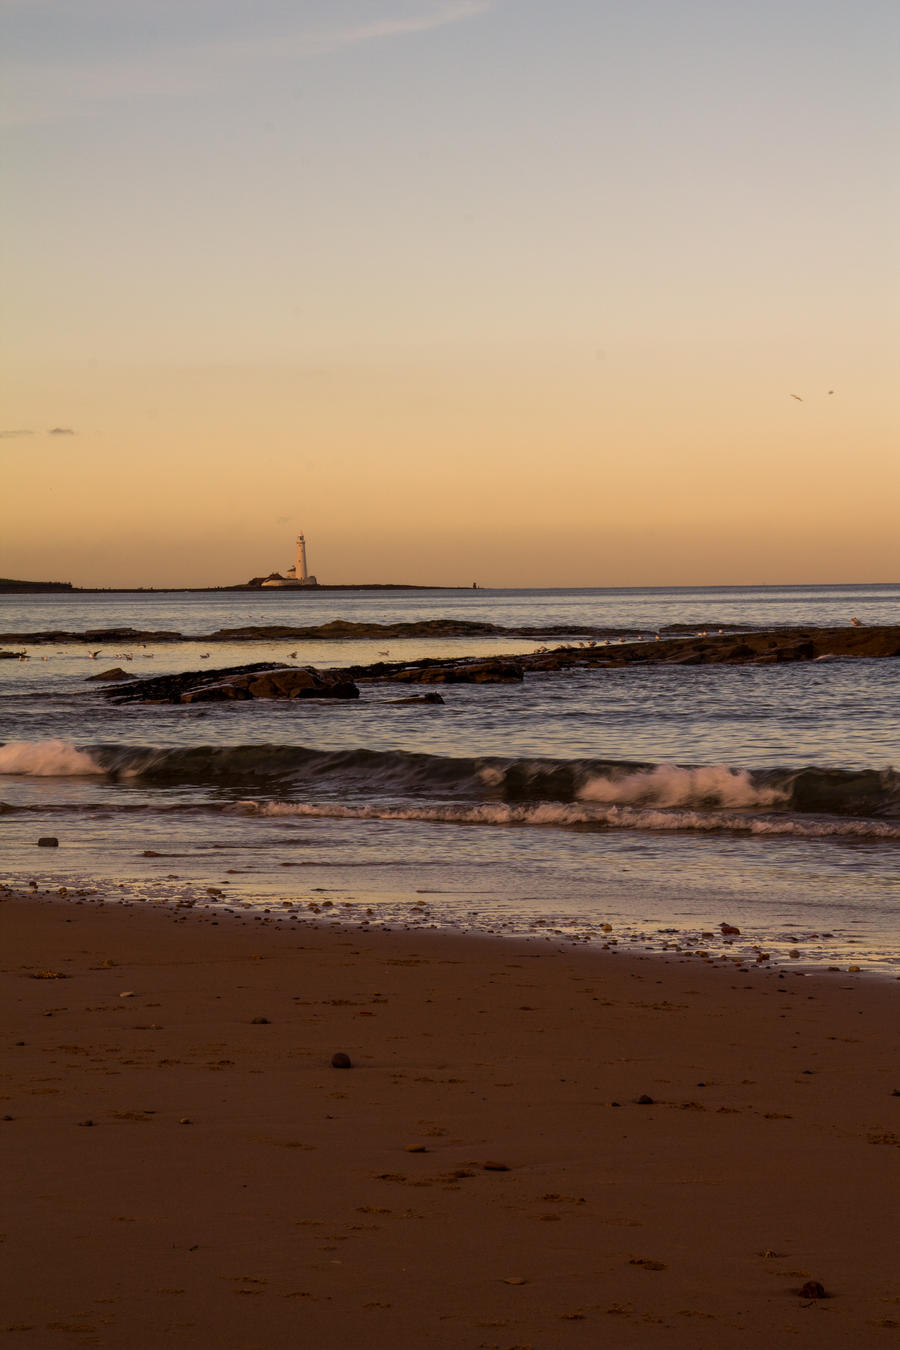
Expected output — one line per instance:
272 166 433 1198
86 667 138 682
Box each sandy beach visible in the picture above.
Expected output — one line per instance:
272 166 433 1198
2 885 899 1349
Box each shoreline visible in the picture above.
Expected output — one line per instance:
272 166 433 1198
4 883 899 1347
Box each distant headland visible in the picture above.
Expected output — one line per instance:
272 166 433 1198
0 578 459 594
0 578 75 593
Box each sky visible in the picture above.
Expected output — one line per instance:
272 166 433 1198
2 0 898 588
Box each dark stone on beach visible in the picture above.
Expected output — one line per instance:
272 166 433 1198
798 1281 827 1299
482 1160 510 1171
85 667 137 682
331 1052 352 1069
37 837 59 847
251 1016 270 1025
635 1094 655 1105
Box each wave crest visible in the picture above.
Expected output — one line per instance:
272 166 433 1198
0 739 104 776
576 764 786 809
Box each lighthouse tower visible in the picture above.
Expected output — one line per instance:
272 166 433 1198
262 530 318 586
290 533 317 586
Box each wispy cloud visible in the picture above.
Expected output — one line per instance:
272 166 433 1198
307 2 493 54
0 427 77 437
2 2 496 126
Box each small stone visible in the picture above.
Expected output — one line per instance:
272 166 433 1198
405 1145 427 1153
482 1160 509 1171
37 837 59 848
78 1119 96 1127
720 923 740 936
251 1016 270 1024
331 1052 352 1069
799 1280 827 1299
501 1276 528 1285
635 1094 655 1105
179 1117 192 1125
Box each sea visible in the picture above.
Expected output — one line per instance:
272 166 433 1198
2 583 898 976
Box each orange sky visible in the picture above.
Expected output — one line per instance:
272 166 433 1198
3 1 898 587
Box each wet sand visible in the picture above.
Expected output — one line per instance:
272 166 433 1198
3 886 899 1348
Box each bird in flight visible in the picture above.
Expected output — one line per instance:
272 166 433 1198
790 393 803 401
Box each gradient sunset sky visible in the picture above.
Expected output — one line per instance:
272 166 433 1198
3 0 898 588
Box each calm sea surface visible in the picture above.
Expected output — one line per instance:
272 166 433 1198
2 584 898 975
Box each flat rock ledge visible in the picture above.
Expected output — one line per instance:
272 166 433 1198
103 662 359 704
99 625 900 704
387 659 524 685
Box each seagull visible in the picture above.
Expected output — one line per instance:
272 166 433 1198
851 617 863 627
89 650 100 659
790 393 803 401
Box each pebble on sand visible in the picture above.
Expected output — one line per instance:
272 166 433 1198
331 1052 352 1068
37 837 59 847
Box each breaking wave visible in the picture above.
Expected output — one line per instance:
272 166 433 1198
3 740 898 827
0 739 105 776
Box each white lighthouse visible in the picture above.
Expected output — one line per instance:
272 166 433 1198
262 532 318 587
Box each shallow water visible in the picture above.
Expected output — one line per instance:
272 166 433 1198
2 585 898 975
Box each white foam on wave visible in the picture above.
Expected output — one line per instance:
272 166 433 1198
247 797 900 840
578 764 785 809
0 739 104 776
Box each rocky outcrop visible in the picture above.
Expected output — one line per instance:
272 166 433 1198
97 625 900 704
232 668 359 700
104 662 359 704
178 667 360 703
567 626 900 669
388 659 524 685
